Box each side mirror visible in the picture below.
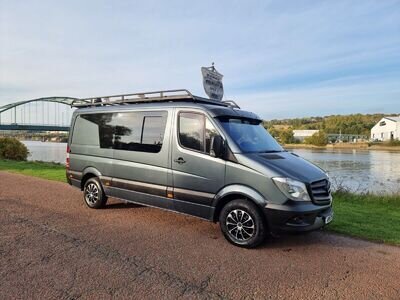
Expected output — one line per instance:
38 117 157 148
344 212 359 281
210 135 225 158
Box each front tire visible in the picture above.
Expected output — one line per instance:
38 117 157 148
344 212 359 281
83 177 107 209
219 199 266 248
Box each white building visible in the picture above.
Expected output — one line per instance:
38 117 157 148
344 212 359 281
371 116 400 141
293 130 319 142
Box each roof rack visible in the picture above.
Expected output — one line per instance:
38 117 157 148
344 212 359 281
222 100 241 109
71 89 240 109
71 89 192 108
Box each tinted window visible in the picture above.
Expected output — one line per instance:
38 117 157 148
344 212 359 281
80 113 114 148
179 112 219 155
74 111 167 153
71 115 100 146
112 112 142 149
179 112 205 151
205 118 218 153
142 116 165 145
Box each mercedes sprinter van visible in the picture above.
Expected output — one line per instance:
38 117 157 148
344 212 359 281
67 90 333 248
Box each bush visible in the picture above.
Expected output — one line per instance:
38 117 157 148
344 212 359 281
304 131 328 146
389 139 400 146
370 139 400 147
0 137 29 161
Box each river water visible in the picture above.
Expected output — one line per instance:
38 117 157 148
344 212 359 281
292 148 400 194
23 141 67 164
22 141 400 194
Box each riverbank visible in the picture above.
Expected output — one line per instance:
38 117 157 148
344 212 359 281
328 192 400 245
0 159 399 245
0 160 66 182
285 143 400 151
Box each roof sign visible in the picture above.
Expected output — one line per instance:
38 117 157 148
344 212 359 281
201 64 224 101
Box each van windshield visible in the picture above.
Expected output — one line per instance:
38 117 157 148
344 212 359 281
218 117 283 153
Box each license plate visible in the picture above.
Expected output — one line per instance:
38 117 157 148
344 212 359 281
325 215 333 224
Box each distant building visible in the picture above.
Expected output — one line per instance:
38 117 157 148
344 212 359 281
293 130 319 142
293 129 367 143
327 133 367 143
371 116 400 141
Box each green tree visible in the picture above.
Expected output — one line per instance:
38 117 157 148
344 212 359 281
264 113 388 137
266 126 279 139
304 131 328 146
279 128 294 144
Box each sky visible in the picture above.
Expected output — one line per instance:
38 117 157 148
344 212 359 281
1 0 400 120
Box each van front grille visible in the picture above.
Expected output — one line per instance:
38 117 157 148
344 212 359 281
309 179 332 205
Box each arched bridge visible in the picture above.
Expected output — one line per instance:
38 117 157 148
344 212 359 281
0 97 86 131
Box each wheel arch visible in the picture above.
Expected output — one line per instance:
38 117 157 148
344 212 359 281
80 167 102 190
212 185 268 222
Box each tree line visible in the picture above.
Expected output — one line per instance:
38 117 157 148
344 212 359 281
263 113 397 145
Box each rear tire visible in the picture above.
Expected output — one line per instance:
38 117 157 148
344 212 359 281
219 199 266 248
83 177 107 209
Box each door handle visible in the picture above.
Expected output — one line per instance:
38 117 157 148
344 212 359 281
174 157 186 164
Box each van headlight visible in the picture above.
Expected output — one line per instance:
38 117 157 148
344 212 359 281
272 177 311 201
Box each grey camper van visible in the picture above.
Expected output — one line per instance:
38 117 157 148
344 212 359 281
67 89 333 248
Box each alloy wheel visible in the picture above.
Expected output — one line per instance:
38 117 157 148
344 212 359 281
226 209 255 241
85 183 99 204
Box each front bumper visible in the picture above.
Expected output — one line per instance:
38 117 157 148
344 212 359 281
264 200 333 234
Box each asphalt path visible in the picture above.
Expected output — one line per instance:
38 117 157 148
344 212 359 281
0 172 399 299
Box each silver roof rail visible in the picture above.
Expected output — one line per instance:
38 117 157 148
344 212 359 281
222 100 241 109
71 89 241 109
71 89 195 108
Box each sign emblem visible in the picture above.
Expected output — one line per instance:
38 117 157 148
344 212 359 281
201 63 224 101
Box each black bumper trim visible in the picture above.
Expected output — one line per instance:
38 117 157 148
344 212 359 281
264 201 333 234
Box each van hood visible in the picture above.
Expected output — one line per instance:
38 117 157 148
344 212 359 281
241 151 327 183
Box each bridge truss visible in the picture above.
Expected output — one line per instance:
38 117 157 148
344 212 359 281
0 97 87 132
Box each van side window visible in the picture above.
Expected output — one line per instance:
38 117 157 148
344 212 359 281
113 112 144 150
178 112 219 154
179 113 205 151
79 113 115 148
142 116 165 146
76 111 167 153
205 118 219 153
71 115 101 146
112 111 168 153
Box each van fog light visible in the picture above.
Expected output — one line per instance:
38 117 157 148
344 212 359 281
287 215 310 226
272 177 311 201
290 216 304 224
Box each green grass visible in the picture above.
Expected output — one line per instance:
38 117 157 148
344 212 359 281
0 159 66 182
327 192 400 245
1 159 399 245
